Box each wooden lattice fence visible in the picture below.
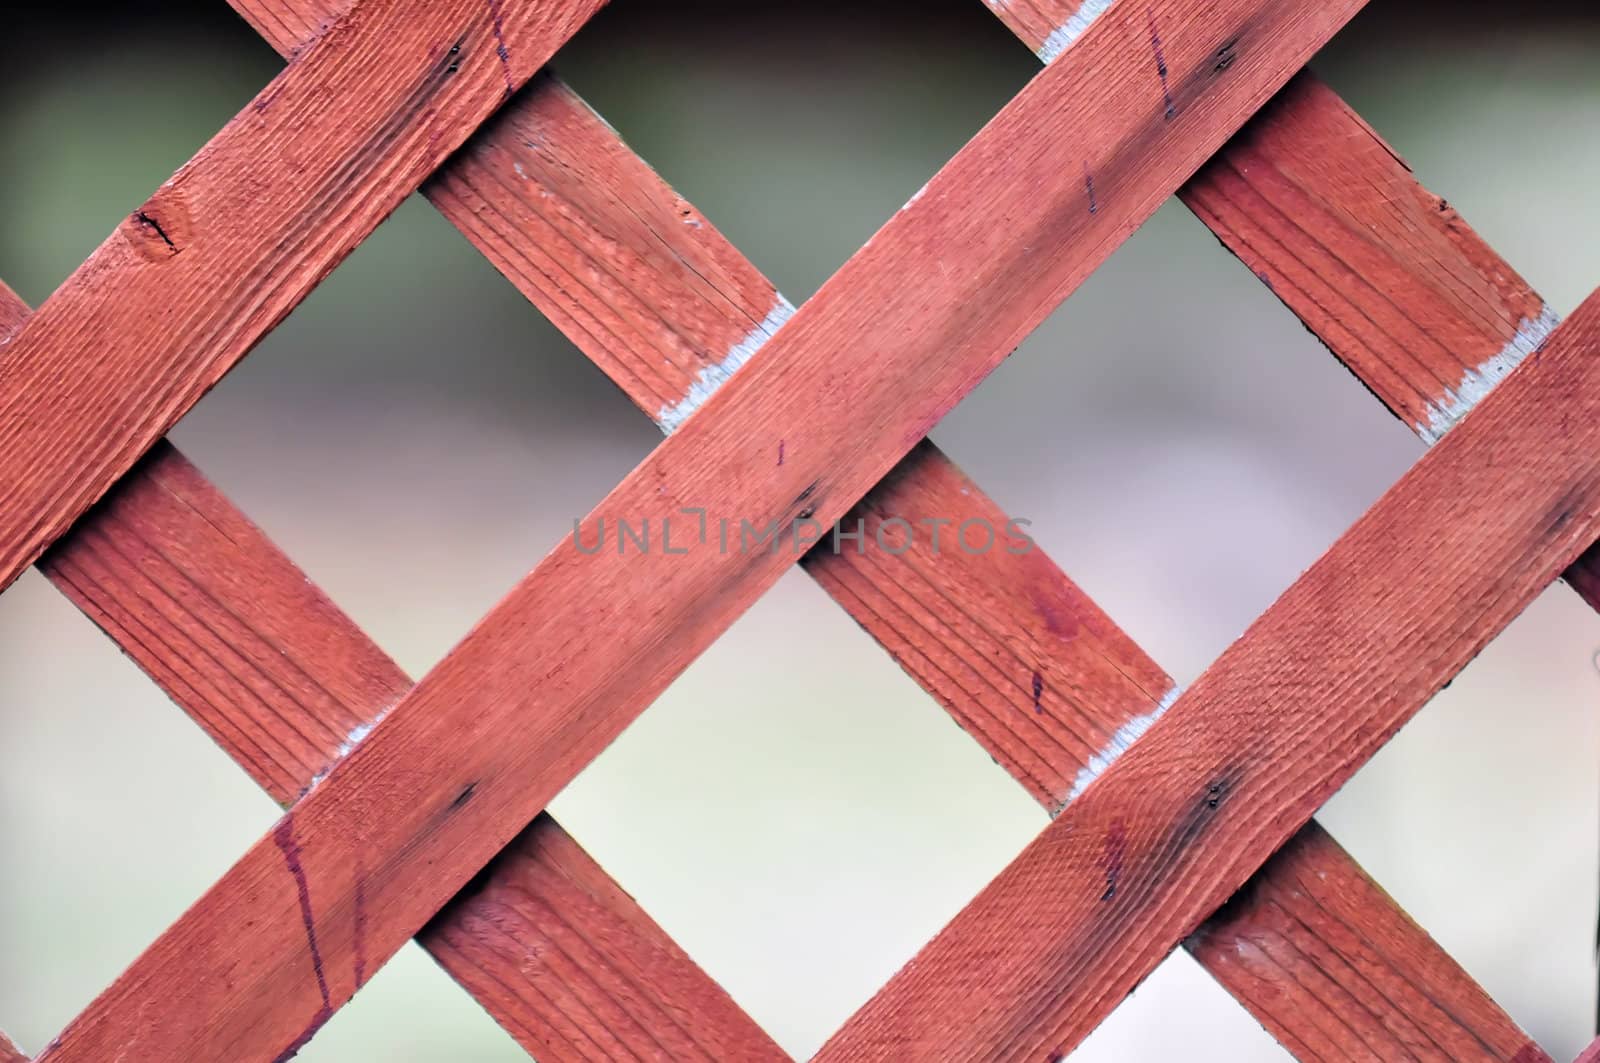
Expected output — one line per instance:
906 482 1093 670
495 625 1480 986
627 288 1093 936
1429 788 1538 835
0 0 1594 1059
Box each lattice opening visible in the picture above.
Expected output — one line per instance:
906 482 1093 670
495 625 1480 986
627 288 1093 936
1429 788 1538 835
552 0 1036 298
934 198 1423 678
551 567 1043 1056
1075 952 1293 1062
171 196 658 674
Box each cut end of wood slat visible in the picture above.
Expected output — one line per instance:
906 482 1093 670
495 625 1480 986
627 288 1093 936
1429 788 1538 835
1058 684 1181 812
656 296 795 434
1037 0 1115 64
1416 304 1562 445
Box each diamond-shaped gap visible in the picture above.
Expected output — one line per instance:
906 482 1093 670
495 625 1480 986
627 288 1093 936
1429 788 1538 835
932 197 1423 686
550 0 1038 301
547 566 1045 1057
168 191 661 679
1316 1 1600 315
0 0 278 302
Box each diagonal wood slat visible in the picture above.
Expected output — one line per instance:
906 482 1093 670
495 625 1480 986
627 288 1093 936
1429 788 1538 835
33 1 1371 1056
0 284 781 1062
0 0 604 596
367 11 1552 1058
818 290 1600 1059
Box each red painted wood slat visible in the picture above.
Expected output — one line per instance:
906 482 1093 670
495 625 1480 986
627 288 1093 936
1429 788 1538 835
818 290 1600 1059
0 0 605 596
34 1 1369 1056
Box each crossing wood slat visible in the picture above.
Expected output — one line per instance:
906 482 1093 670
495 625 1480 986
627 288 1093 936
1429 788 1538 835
0 271 779 1063
184 6 1528 1058
812 444 1549 1063
228 0 793 426
97 1 1484 1055
1189 823 1552 1063
0 0 605 598
1178 74 1600 614
47 445 781 1059
988 0 1600 614
817 290 1600 1060
34 1 1371 1056
389 9 1553 1056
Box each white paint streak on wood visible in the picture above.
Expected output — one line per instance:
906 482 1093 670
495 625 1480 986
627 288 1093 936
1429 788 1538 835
656 297 796 434
302 708 393 796
1059 684 1180 811
1036 0 1115 64
1416 305 1562 445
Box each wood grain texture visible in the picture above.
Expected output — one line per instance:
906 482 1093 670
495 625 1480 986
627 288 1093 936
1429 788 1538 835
1189 823 1551 1063
425 73 791 429
0 0 604 596
0 277 777 1062
43 440 398 804
0 1028 24 1063
222 7 1537 1055
817 291 1600 1060
1182 74 1550 443
37 2 1368 1057
1575 1037 1600 1063
221 7 1536 1058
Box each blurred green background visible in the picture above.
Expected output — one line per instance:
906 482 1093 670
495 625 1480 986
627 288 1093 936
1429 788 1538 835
2 1 1598 1059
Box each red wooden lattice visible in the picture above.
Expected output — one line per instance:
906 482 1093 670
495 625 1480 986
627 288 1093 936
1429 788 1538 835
1 0 1593 1059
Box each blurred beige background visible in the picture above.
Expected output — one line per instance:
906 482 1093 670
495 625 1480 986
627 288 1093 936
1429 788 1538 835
1 1 1597 1059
